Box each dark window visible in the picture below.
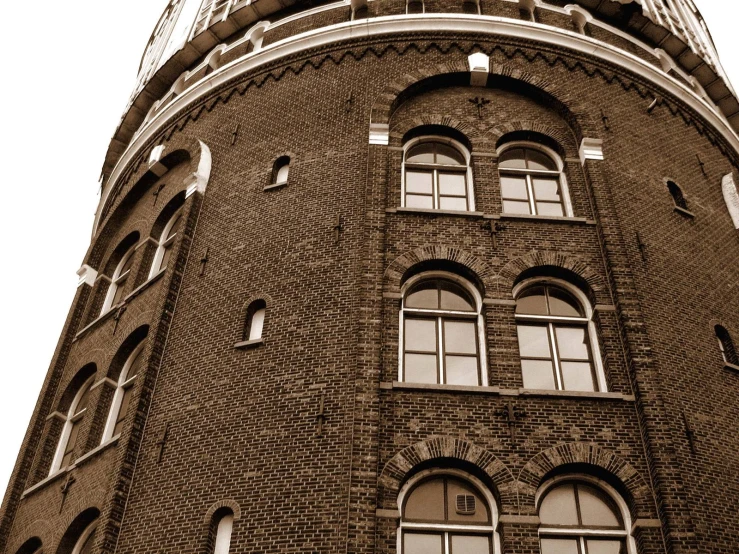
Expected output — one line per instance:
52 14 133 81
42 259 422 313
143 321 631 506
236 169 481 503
244 300 267 341
716 325 738 365
667 181 689 211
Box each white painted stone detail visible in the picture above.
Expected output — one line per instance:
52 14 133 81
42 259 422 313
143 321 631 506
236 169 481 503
468 52 490 87
722 173 739 229
149 145 165 165
369 123 390 146
76 264 98 287
579 138 604 164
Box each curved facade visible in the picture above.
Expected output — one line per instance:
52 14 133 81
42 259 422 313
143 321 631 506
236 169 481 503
2 1 739 554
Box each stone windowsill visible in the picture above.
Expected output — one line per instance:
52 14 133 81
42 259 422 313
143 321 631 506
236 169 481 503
263 181 288 191
235 338 264 349
381 382 634 401
495 213 595 225
673 205 696 218
73 436 120 468
725 362 739 372
387 207 485 218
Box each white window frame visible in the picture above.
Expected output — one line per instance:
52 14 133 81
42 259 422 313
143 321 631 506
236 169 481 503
213 512 234 554
536 474 637 554
397 468 501 554
101 245 136 315
247 307 266 341
71 519 98 554
398 271 488 386
401 136 475 212
512 277 607 392
149 207 183 279
497 141 574 218
50 375 95 475
101 342 145 443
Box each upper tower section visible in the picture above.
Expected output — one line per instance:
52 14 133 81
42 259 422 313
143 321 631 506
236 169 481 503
96 0 739 234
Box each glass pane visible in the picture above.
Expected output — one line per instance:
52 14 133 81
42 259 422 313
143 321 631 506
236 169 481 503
248 308 266 340
406 171 433 194
438 173 467 196
116 388 133 427
555 327 590 360
404 478 445 521
578 485 621 527
405 354 438 383
561 362 596 391
112 278 127 306
75 385 91 414
521 359 556 390
439 281 475 311
516 287 548 314
526 148 557 170
536 202 565 217
445 356 479 386
444 321 477 354
406 143 435 163
159 244 173 272
126 350 144 380
406 194 434 209
586 540 624 554
532 178 561 201
517 325 551 358
540 538 579 554
405 318 438 352
406 284 439 309
63 421 81 466
539 484 579 525
503 200 531 214
500 175 528 200
165 213 182 241
436 143 465 165
440 196 469 211
275 164 289 184
447 478 489 523
404 533 443 554
214 514 234 554
450 535 491 554
78 528 96 554
548 288 583 317
499 148 526 169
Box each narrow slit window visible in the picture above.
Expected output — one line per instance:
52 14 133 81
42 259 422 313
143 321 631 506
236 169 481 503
245 300 267 341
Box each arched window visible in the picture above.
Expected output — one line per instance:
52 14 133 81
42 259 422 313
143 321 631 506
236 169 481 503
462 0 480 14
244 300 267 342
51 375 94 474
102 243 136 314
102 342 145 442
271 156 290 187
71 519 97 554
498 144 571 217
715 325 738 366
514 280 605 392
149 207 183 278
403 138 473 211
406 0 424 14
667 180 689 211
14 537 42 554
538 480 631 554
212 510 234 554
399 471 497 554
401 273 486 386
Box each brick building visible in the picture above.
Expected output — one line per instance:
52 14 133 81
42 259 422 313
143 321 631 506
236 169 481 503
2 0 739 553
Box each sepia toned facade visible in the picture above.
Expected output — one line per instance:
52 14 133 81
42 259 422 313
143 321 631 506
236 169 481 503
2 1 739 553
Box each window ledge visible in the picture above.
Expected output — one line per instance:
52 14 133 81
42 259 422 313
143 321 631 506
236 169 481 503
73 436 120 468
673 206 696 218
512 388 634 401
381 382 633 401
75 305 120 340
496 213 595 225
123 268 165 303
383 382 499 394
235 338 264 349
22 466 73 499
264 181 288 191
387 207 484 218
725 362 739 372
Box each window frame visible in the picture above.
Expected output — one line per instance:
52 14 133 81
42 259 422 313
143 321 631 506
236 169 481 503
71 519 98 554
512 277 607 392
397 468 501 554
402 136 475 212
149 207 183 278
497 141 574 218
101 245 137 315
101 342 145 443
536 474 637 554
50 375 95 475
399 271 488 386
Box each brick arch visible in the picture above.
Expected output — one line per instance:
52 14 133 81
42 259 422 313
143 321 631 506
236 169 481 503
517 442 655 518
393 116 480 142
384 246 495 294
5 520 53 554
378 436 515 510
370 60 596 138
203 499 242 523
488 120 578 155
496 250 606 298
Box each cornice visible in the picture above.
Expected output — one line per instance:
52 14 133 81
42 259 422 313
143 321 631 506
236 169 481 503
97 15 739 233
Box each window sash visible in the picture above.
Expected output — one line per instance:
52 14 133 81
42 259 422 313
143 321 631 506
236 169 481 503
405 165 470 211
501 170 564 216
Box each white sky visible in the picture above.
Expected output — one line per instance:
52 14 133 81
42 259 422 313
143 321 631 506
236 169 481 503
0 1 736 503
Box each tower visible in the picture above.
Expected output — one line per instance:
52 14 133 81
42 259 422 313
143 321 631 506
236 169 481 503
2 0 739 553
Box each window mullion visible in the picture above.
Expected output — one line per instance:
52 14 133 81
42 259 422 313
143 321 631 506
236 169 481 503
579 535 587 554
526 174 536 214
433 169 440 209
549 323 563 390
438 317 445 384
444 532 450 554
